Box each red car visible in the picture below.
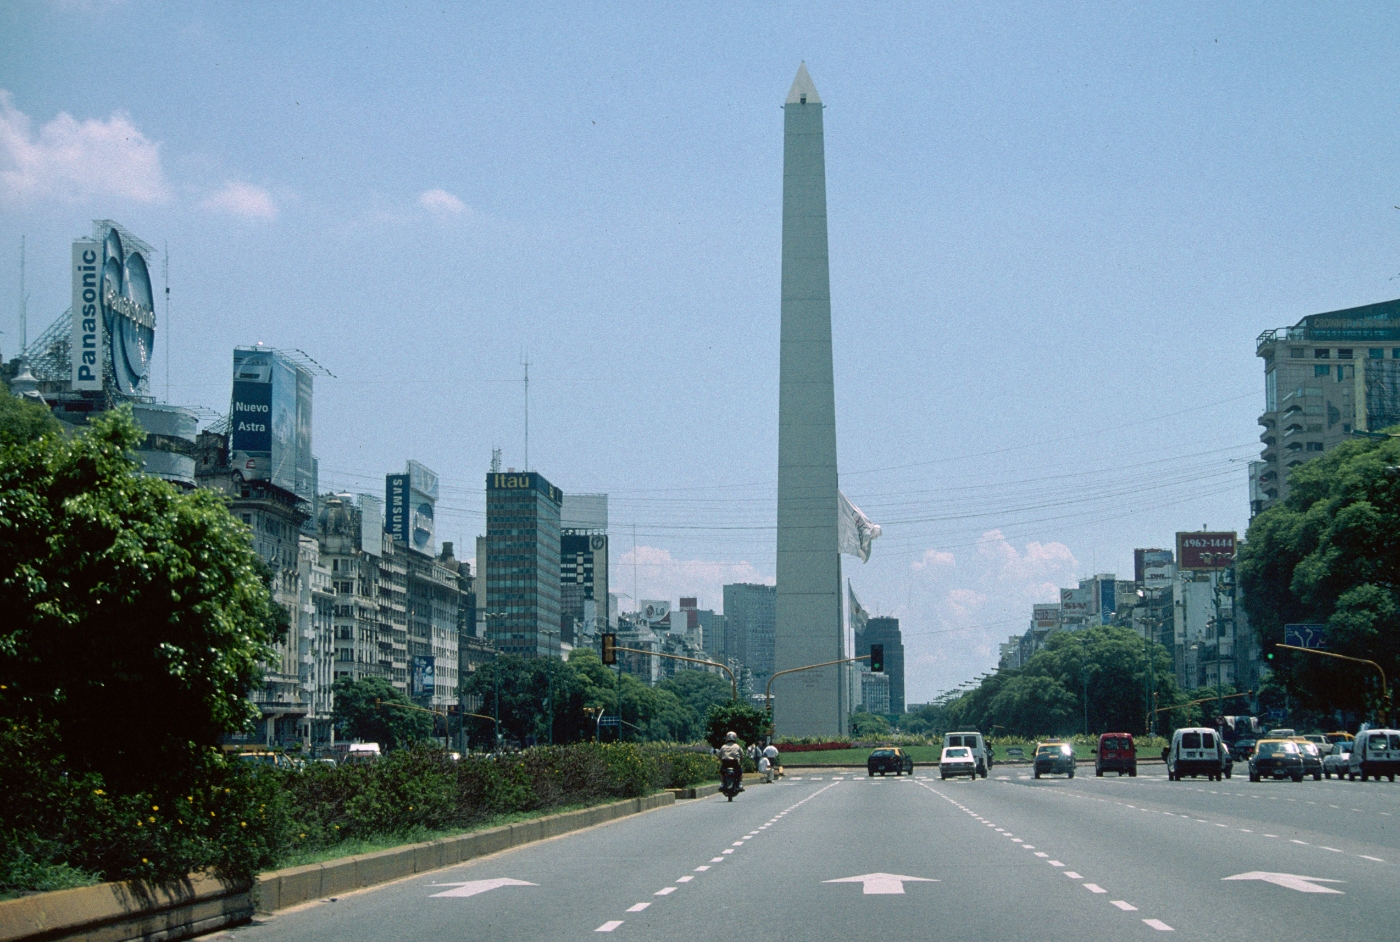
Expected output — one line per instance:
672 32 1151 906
1095 733 1137 777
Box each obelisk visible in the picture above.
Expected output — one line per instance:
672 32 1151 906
773 63 847 738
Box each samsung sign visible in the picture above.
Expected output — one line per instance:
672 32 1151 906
385 474 409 541
71 242 102 390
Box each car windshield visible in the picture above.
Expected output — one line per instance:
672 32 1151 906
1301 744 1318 756
871 750 893 757
1036 745 1061 754
1259 742 1297 755
944 748 970 758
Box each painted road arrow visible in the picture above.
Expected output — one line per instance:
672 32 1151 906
429 878 538 898
823 873 939 895
1222 872 1345 894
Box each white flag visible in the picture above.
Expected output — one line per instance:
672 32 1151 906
839 490 882 562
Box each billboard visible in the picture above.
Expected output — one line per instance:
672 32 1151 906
385 474 409 542
561 493 608 531
358 494 383 557
412 655 435 697
638 600 670 625
70 241 102 390
73 223 156 394
1177 532 1238 571
230 348 308 499
1099 579 1116 617
1060 587 1092 617
406 460 438 555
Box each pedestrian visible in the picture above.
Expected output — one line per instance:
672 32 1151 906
758 754 773 783
762 742 781 779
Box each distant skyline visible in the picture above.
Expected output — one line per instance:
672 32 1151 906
4 2 1398 701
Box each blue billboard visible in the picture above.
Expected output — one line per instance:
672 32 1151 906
230 348 307 499
412 655 435 697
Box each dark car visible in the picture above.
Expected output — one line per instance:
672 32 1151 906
1249 739 1304 782
1095 733 1137 777
867 748 914 777
1232 739 1257 760
1034 742 1076 779
1296 741 1324 780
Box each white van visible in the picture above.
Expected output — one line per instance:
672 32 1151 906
345 742 382 765
1168 727 1223 781
1348 727 1400 782
943 731 990 778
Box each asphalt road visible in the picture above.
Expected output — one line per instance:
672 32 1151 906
207 767 1399 942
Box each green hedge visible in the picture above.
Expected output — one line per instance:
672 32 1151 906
1 739 716 894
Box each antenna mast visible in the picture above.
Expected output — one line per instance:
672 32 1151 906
163 242 170 401
18 235 26 352
522 351 531 470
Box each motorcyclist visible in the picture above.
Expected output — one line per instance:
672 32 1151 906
719 731 745 792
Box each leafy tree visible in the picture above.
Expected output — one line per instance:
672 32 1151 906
331 676 433 750
944 626 1179 738
0 406 283 795
850 711 891 738
0 387 62 445
1239 432 1400 723
659 669 733 724
704 700 769 749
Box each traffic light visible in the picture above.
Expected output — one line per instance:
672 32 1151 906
870 643 884 674
601 633 617 665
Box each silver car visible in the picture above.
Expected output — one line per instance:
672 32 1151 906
1323 742 1352 779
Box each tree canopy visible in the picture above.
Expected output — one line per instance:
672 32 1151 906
331 675 435 750
945 625 1182 737
1239 432 1400 723
0 406 284 795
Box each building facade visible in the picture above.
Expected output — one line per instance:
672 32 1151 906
1254 299 1400 513
724 583 777 687
484 471 563 658
857 616 906 714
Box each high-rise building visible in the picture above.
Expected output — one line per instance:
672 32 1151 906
856 616 905 714
1254 299 1400 514
484 471 563 658
774 63 846 737
560 494 608 650
724 583 777 687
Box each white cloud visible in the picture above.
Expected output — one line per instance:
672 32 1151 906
201 181 278 220
615 545 770 614
0 90 169 204
945 588 988 618
911 548 955 571
419 188 467 215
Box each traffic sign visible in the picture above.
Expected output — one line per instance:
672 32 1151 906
598 716 621 727
1284 624 1327 649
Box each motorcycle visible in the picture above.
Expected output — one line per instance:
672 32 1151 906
720 764 743 801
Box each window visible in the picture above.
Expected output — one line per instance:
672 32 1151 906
1289 347 1304 358
1370 349 1384 359
1315 349 1330 359
1315 365 1330 377
1307 442 1324 452
1338 349 1353 359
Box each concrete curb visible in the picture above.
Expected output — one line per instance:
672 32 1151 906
0 872 251 942
0 793 673 942
670 782 722 799
255 792 673 913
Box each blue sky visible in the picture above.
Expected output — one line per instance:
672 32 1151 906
4 2 1398 700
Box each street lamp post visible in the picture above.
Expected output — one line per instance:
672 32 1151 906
1136 587 1159 736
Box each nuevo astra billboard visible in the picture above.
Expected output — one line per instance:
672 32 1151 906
71 222 157 394
230 348 314 504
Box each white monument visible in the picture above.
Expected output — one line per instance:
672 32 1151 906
773 63 848 737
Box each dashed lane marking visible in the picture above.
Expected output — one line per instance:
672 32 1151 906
654 887 676 896
626 903 649 912
596 921 623 932
1111 901 1138 911
1143 918 1174 931
1084 884 1107 893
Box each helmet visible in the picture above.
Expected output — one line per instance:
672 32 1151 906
726 731 738 742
